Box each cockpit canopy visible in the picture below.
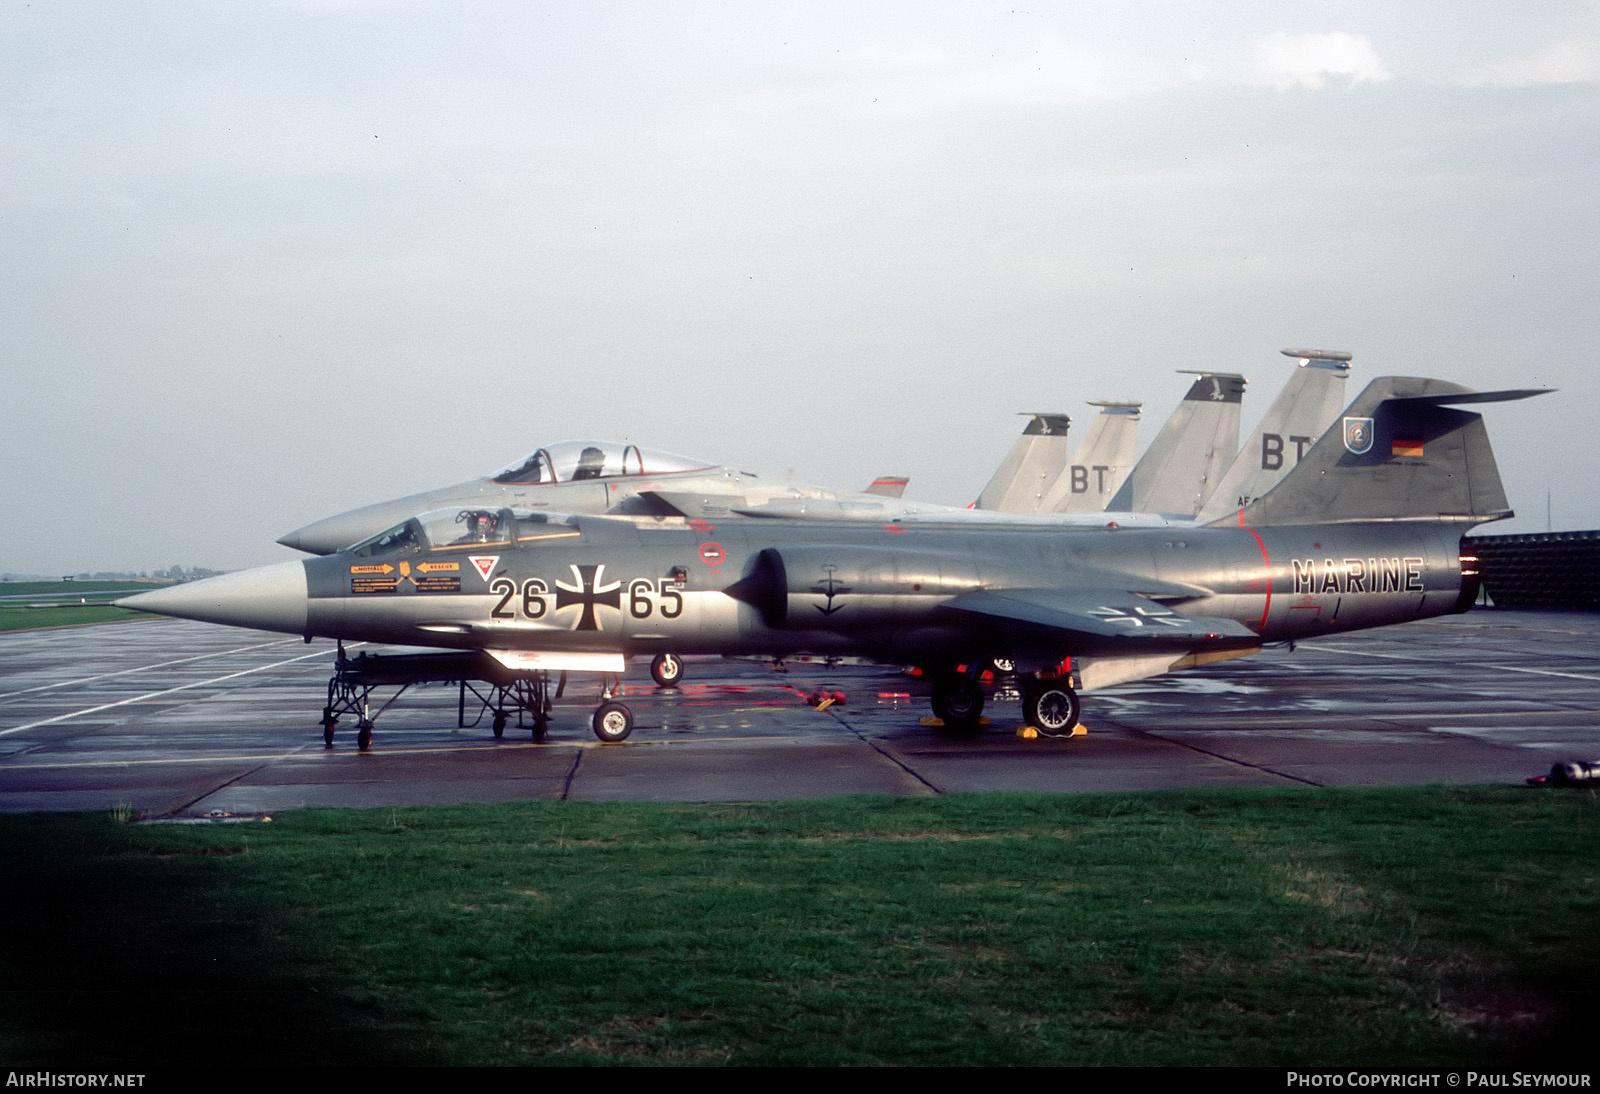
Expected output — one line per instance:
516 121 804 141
349 508 580 558
490 441 715 485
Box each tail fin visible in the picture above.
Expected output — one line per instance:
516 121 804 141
864 476 910 498
975 413 1073 514
1038 399 1142 513
1195 348 1351 523
1216 376 1551 527
1108 371 1246 515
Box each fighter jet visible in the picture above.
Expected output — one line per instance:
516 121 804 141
277 440 906 556
121 376 1547 745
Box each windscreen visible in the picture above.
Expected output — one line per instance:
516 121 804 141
347 509 579 556
491 441 714 484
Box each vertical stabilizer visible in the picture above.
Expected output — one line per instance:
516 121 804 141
1218 376 1550 527
1195 348 1351 523
976 413 1073 514
1038 400 1142 513
1107 372 1246 515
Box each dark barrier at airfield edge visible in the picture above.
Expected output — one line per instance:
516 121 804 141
1466 529 1600 611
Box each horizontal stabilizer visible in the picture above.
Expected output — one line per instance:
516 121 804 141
1389 388 1552 407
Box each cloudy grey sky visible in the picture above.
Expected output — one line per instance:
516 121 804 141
3 1 1596 574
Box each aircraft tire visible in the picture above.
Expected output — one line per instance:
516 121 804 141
1023 683 1080 737
492 712 507 738
931 674 984 728
322 717 337 749
357 722 373 751
650 652 685 688
593 701 634 743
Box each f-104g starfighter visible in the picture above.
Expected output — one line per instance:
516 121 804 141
121 376 1545 743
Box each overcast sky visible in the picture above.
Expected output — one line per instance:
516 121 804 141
3 1 1596 574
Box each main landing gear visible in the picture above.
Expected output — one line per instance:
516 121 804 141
1020 678 1081 737
927 666 1082 738
930 672 986 729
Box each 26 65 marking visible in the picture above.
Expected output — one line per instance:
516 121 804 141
489 576 683 621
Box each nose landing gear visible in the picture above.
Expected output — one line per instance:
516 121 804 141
649 652 685 688
593 701 635 742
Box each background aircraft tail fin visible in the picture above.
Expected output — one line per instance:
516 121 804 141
975 413 1073 514
1217 376 1551 527
1039 399 1142 513
1107 371 1245 516
1195 349 1351 523
864 475 910 498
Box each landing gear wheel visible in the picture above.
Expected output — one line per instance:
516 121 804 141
356 721 373 751
492 712 507 738
1023 682 1081 737
931 674 985 728
322 715 337 748
531 717 548 743
650 652 685 688
593 701 634 743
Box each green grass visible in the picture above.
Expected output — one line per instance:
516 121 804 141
0 604 151 630
2 788 1596 1066
0 580 162 631
0 580 164 596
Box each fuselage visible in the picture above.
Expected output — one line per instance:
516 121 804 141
284 512 1473 667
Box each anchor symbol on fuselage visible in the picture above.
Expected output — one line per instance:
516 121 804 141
811 565 852 617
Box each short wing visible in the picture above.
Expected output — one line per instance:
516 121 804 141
940 586 1258 661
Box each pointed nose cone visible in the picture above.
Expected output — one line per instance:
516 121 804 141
279 478 500 555
117 561 309 635
277 512 376 556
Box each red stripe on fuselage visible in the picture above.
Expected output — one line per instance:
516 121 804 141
1242 520 1272 634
